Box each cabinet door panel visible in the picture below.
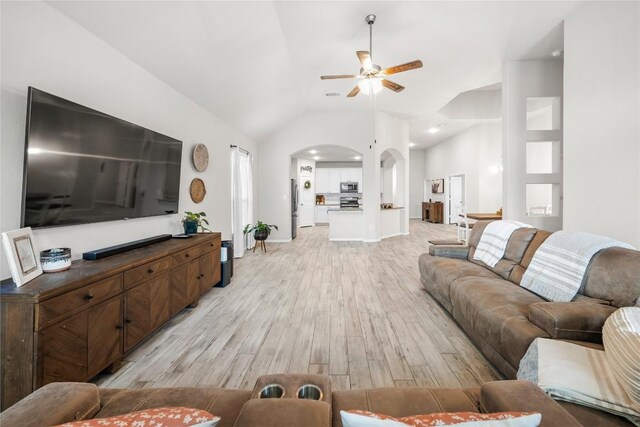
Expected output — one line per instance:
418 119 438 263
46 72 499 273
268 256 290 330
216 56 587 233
199 253 213 295
150 273 171 330
87 297 122 376
316 168 329 193
40 311 88 386
329 169 341 193
170 263 189 316
124 283 150 352
187 258 200 304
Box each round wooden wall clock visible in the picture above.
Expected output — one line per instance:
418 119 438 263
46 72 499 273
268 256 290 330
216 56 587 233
189 178 206 203
192 144 209 172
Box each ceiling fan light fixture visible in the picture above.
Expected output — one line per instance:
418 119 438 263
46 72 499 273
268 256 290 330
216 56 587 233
358 77 382 95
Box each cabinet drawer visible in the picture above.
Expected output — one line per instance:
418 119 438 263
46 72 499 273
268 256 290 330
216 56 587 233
37 274 123 330
199 235 221 254
171 246 201 267
124 256 171 289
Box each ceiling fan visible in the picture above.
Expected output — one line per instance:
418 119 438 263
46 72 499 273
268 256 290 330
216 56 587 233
320 14 423 97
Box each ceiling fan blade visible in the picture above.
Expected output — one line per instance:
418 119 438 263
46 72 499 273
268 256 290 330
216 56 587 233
382 79 405 93
320 74 358 80
356 51 371 68
382 60 423 76
346 84 361 97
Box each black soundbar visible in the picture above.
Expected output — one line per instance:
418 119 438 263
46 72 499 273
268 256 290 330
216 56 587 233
83 234 172 260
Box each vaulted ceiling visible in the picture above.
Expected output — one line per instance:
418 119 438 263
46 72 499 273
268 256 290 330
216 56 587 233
50 1 578 147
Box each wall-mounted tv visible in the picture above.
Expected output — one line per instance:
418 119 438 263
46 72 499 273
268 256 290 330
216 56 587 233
22 87 183 228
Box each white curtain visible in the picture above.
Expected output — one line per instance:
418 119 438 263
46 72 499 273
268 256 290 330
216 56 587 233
232 147 253 257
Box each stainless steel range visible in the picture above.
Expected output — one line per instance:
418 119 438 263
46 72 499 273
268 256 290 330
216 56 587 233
340 196 360 209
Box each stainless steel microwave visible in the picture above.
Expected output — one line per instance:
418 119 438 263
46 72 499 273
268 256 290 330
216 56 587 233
340 182 358 193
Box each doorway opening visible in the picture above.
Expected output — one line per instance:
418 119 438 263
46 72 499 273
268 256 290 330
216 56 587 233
446 173 466 225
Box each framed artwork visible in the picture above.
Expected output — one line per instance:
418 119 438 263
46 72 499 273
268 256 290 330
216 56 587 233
431 178 444 194
1 227 42 287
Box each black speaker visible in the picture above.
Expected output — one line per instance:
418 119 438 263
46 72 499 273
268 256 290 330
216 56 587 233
82 234 172 260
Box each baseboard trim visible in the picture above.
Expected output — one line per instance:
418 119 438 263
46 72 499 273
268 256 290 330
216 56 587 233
329 238 364 242
268 239 292 243
363 238 381 243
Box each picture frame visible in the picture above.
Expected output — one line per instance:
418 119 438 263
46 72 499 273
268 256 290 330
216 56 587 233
1 227 42 287
431 178 444 194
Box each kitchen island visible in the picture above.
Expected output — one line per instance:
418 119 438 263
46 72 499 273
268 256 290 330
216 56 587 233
328 208 363 241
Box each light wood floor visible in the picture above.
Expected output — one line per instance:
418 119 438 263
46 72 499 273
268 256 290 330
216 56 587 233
95 220 501 391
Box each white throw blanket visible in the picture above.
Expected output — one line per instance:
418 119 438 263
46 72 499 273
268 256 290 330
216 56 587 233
521 231 634 302
517 338 640 425
473 220 533 267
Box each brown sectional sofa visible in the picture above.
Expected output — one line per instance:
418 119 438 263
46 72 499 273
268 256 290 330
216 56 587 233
419 221 640 379
0 375 604 427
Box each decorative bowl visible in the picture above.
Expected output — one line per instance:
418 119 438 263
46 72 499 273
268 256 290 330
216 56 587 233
40 248 71 273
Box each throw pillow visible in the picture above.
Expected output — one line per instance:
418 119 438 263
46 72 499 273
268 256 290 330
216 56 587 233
340 410 541 427
603 307 640 408
54 407 220 427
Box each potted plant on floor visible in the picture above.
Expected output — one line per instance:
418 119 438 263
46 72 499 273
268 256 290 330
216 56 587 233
243 221 278 253
182 211 211 235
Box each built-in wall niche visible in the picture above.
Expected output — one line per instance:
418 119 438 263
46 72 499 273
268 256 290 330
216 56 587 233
526 97 561 131
525 183 560 217
525 141 561 174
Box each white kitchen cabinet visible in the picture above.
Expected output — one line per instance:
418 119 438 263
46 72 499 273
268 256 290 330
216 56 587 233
315 205 329 223
316 167 362 194
316 168 329 193
328 169 341 193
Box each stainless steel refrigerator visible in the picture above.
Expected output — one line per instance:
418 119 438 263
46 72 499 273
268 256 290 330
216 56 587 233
291 179 298 239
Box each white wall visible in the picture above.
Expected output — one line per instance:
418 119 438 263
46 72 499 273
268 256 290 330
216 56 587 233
409 150 426 218
564 1 640 247
502 59 563 230
258 110 374 241
0 2 257 279
423 122 502 222
375 112 410 236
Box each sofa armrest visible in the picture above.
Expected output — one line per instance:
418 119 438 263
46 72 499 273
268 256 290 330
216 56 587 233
0 382 100 427
428 245 470 259
480 381 581 427
528 302 617 343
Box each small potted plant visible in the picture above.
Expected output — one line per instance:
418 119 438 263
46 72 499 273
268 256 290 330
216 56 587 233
182 211 211 235
243 221 278 252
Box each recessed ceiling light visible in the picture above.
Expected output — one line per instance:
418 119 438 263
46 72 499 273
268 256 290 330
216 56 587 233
428 127 440 134
551 49 564 57
309 149 318 154
354 155 362 160
313 156 320 161
409 143 416 148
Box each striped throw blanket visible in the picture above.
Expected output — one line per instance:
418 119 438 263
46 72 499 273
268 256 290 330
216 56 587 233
521 231 634 302
518 338 640 425
473 220 533 267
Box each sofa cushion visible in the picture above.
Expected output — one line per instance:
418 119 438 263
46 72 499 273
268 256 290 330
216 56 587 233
528 302 617 343
509 231 552 285
450 277 549 369
581 247 640 307
0 382 100 427
419 254 501 312
469 226 538 280
96 388 251 427
480 381 583 427
332 387 481 427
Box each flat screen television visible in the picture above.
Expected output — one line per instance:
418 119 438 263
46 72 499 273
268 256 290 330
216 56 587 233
22 87 182 228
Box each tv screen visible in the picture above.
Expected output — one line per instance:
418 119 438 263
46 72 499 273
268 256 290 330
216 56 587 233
22 87 182 228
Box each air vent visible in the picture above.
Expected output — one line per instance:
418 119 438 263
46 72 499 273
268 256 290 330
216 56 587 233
325 92 342 97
